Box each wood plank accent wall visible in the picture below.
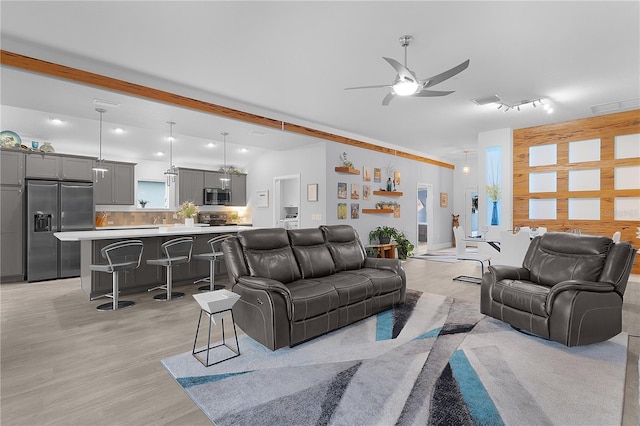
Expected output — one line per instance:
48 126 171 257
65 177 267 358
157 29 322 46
0 50 453 169
513 109 640 273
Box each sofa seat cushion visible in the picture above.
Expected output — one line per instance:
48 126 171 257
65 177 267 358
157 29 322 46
286 280 339 321
491 279 550 317
353 268 404 296
314 272 373 307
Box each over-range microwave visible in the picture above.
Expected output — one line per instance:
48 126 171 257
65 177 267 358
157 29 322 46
204 188 231 205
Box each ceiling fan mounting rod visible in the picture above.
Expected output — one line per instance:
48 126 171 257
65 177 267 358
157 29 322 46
399 35 413 67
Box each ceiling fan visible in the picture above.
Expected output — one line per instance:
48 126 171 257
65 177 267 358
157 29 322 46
345 35 470 106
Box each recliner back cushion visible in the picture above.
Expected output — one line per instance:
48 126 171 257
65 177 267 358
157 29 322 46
524 232 612 287
237 228 301 284
288 228 336 278
320 225 365 271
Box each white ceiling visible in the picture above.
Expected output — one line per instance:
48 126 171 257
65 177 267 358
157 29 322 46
1 1 639 169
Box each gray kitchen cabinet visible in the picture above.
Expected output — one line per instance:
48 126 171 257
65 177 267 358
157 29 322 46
0 149 25 186
230 173 247 206
178 169 204 205
204 171 223 188
0 186 24 281
25 153 94 181
94 161 135 205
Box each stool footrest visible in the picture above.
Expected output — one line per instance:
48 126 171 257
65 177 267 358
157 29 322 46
97 300 134 311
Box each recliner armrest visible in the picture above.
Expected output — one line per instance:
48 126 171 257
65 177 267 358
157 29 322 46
364 257 405 278
546 280 617 315
236 276 293 319
488 265 531 282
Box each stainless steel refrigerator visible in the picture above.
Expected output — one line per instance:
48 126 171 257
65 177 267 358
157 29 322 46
26 180 94 282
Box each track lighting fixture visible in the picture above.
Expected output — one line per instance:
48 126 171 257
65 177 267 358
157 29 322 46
493 97 550 113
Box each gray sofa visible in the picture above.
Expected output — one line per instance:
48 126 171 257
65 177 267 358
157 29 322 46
222 224 406 350
481 232 636 346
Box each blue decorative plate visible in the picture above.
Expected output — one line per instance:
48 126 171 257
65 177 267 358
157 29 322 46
0 130 22 148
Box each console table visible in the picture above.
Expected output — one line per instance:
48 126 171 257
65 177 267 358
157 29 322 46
367 243 397 259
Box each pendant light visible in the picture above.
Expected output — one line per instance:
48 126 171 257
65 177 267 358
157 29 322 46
164 121 178 186
92 108 109 180
463 150 470 175
220 132 230 190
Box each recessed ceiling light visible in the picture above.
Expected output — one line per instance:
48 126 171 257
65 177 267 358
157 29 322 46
249 130 267 136
239 148 248 153
207 142 215 148
113 128 125 134
155 151 164 156
49 118 65 125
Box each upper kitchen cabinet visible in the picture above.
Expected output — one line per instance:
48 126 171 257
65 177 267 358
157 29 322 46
25 152 95 181
204 171 223 188
179 169 205 205
230 173 247 206
94 160 136 205
0 149 25 186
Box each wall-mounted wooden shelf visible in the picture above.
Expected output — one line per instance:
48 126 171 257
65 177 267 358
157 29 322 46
362 208 394 214
334 166 360 175
373 190 403 197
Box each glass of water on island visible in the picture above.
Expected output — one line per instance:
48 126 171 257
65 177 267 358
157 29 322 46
481 226 489 239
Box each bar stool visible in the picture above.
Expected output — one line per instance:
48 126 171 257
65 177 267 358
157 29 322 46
89 240 144 311
192 234 233 292
147 236 193 301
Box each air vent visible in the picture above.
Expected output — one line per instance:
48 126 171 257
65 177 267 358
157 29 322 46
471 95 501 105
590 98 640 114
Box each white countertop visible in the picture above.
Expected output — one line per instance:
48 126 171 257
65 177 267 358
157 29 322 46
97 224 210 230
54 225 253 241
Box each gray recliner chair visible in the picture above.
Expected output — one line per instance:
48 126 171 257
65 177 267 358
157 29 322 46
481 232 636 346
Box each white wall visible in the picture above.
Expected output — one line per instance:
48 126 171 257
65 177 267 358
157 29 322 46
246 141 327 229
324 142 454 249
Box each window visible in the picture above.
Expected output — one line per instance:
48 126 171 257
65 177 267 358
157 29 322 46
137 180 168 208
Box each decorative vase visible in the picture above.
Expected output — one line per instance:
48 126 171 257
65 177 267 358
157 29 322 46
40 142 55 153
491 201 499 226
185 218 195 227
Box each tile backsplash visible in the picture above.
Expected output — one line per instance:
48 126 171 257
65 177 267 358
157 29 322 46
96 211 185 227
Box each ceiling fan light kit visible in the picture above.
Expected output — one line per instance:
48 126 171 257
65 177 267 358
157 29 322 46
345 35 470 105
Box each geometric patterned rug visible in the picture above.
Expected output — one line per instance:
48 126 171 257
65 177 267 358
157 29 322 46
161 290 627 425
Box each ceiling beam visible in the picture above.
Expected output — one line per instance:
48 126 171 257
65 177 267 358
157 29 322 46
1 50 454 169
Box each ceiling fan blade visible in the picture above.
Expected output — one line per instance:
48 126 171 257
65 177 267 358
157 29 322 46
344 84 393 90
383 57 416 83
423 59 470 88
413 89 455 97
382 92 396 106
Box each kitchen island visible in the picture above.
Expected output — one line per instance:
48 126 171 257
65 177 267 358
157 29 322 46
55 226 252 300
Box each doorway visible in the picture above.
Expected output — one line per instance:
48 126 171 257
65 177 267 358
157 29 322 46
273 174 300 229
416 183 433 254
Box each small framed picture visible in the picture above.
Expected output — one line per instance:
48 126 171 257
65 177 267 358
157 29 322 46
307 184 318 202
351 203 359 219
374 168 382 183
338 182 347 199
363 184 371 200
351 183 360 199
363 167 371 182
337 203 347 219
256 190 269 207
440 192 448 208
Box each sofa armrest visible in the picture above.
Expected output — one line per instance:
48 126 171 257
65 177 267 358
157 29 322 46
488 264 531 281
236 276 293 319
364 257 404 275
546 280 616 315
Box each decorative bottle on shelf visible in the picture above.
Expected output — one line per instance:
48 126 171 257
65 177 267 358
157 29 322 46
386 178 393 191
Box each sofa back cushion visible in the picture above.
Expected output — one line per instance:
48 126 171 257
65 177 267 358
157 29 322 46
320 225 365 271
524 232 612 286
237 228 301 284
288 228 336 278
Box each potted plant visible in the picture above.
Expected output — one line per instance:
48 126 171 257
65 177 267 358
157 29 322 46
178 201 199 227
369 226 415 260
393 230 415 260
369 226 397 244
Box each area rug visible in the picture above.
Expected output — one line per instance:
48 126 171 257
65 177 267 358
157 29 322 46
161 290 627 425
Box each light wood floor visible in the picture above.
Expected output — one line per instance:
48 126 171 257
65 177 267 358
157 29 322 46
1 260 638 425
